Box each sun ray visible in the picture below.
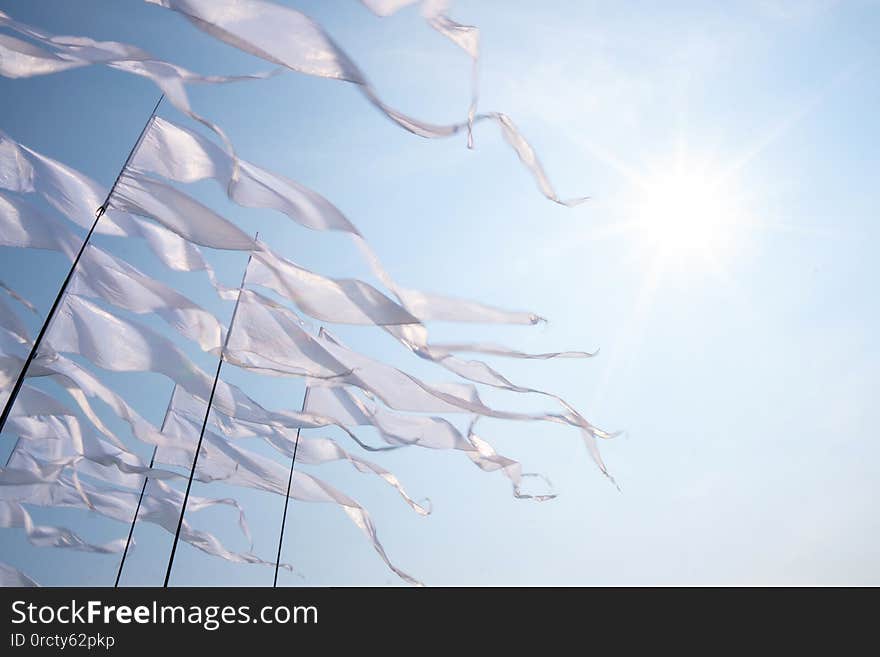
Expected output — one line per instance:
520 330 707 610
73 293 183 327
718 63 860 185
589 248 666 415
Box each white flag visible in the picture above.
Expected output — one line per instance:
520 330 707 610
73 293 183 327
249 246 419 326
170 386 429 515
361 0 480 145
112 172 256 251
0 499 126 554
7 395 181 487
307 385 554 500
48 294 221 406
144 0 588 205
133 116 546 324
159 401 422 585
0 9 280 156
0 296 30 346
2 450 275 572
0 190 79 258
0 131 242 300
71 245 225 353
0 32 83 78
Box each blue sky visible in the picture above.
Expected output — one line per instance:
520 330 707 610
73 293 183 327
1 0 879 585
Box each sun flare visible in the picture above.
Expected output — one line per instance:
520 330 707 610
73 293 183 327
633 165 745 272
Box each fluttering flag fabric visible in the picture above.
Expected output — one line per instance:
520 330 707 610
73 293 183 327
306 384 469 450
2 450 276 571
177 365 398 454
138 478 284 571
249 246 420 326
225 288 599 431
6 388 182 486
317 328 616 481
157 391 422 585
2 385 270 570
465 418 556 502
360 0 480 146
0 129 113 233
142 0 588 206
135 115 554 404
144 0 366 82
71 245 225 353
0 190 78 259
224 289 346 379
0 1 619 586
2 127 212 268
0 561 38 586
219 287 613 478
0 330 27 408
0 279 38 314
112 172 257 251
415 341 597 360
0 281 34 400
110 213 240 301
169 385 430 515
30 353 176 453
0 498 126 554
0 32 82 78
306 385 556 501
0 295 30 346
383 324 604 437
361 0 480 63
0 298 207 472
0 449 78 490
35 320 382 457
43 293 396 486
133 116 361 234
131 116 546 326
0 130 235 298
48 294 220 404
0 9 280 157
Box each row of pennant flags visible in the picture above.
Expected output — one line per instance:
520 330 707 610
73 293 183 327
0 0 619 587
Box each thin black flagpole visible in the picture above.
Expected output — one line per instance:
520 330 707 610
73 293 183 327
114 385 176 587
163 234 258 588
3 436 20 468
273 384 310 587
0 94 165 437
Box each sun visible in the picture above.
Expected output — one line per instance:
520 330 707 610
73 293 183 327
632 164 745 272
583 156 756 413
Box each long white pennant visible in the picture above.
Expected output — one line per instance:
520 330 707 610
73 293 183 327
0 9 281 161
0 498 126 554
144 0 585 205
361 0 480 145
71 245 225 354
306 384 556 501
158 400 422 585
132 116 546 325
169 385 430 516
0 190 79 259
48 295 223 404
2 450 277 572
219 290 613 479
